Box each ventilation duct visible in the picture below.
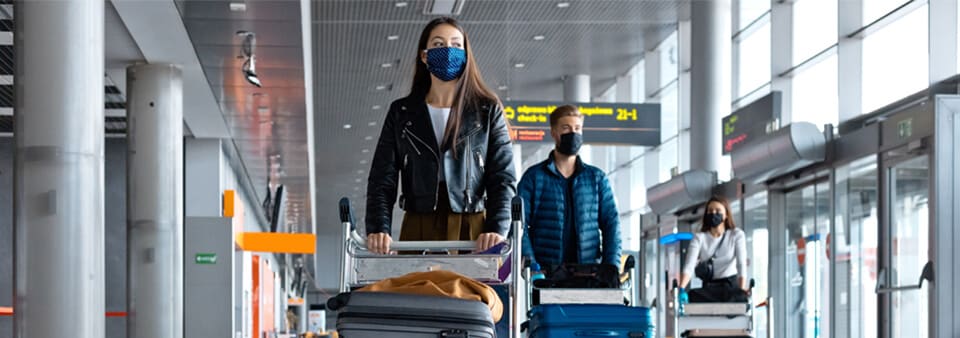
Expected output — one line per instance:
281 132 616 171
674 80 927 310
646 170 717 215
731 122 826 184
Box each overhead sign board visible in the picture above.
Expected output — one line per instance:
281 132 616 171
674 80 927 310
501 101 661 146
722 91 781 154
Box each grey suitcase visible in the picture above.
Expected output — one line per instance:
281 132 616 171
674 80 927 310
331 291 496 338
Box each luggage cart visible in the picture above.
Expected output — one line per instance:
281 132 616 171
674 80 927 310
524 256 638 307
521 256 654 337
670 280 757 338
334 197 524 338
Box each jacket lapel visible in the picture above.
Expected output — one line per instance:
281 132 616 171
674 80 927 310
402 101 441 155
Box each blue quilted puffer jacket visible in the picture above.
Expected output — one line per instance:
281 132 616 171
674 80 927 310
518 154 621 268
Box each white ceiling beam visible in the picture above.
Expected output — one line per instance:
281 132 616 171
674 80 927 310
110 0 230 138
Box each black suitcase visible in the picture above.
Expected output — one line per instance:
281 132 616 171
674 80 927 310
330 291 496 338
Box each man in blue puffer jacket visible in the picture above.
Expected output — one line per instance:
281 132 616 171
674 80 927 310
519 104 621 273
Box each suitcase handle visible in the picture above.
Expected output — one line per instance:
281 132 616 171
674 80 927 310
574 330 619 336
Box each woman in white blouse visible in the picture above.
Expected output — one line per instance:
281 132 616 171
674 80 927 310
679 196 749 300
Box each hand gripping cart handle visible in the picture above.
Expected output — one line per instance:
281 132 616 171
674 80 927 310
337 197 525 338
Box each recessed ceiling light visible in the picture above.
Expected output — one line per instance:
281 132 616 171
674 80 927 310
361 149 370 153
514 63 526 68
395 1 408 7
380 62 393 68
368 121 378 126
360 160 368 164
556 2 570 8
357 169 365 174
533 35 545 41
372 105 382 110
387 35 400 41
343 124 352 129
497 85 508 90
375 84 392 91
229 2 247 11
364 136 374 140
354 187 360 191
355 178 362 183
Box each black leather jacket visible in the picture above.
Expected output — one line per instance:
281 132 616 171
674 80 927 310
366 95 517 236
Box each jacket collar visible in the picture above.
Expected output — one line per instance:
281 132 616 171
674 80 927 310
397 95 486 151
544 150 584 178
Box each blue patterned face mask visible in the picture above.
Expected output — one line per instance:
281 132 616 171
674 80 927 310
425 47 467 81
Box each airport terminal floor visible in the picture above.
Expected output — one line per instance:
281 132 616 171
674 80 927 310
2 0 960 337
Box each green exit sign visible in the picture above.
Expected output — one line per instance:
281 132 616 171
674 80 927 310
195 253 217 265
898 119 913 139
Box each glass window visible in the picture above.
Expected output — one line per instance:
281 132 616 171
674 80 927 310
792 53 839 131
834 156 879 338
864 0 911 26
889 156 930 338
659 31 679 87
744 192 769 338
630 147 647 208
793 0 838 62
862 5 928 115
660 84 679 141
739 0 770 30
738 20 771 98
633 60 646 104
658 138 678 183
784 182 832 338
733 83 772 111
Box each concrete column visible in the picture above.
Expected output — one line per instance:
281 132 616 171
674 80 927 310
126 64 184 338
13 1 105 337
689 0 732 173
564 74 591 103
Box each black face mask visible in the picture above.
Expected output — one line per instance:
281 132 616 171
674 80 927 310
706 213 724 228
557 132 583 155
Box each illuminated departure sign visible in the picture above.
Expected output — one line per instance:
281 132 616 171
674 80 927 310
501 101 660 146
722 91 781 154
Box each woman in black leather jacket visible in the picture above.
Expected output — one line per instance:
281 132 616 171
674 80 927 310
365 17 516 254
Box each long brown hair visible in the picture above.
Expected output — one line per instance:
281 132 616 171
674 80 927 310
699 196 737 232
410 17 499 157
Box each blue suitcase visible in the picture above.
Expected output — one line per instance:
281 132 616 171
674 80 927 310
527 304 655 338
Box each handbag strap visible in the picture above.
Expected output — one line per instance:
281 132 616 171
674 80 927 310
708 230 728 260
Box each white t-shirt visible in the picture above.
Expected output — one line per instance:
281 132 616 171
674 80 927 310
427 104 450 147
682 228 748 281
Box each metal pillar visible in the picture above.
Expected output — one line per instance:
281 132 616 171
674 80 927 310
689 0 731 173
13 1 105 337
126 64 184 338
564 74 591 103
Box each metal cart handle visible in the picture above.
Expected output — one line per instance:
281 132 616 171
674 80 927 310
339 197 480 251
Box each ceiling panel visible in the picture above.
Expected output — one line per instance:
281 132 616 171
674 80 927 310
182 18 303 47
178 0 311 234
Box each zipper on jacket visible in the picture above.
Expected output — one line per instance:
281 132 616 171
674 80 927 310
464 136 472 212
474 151 484 172
402 129 422 156
403 126 441 211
